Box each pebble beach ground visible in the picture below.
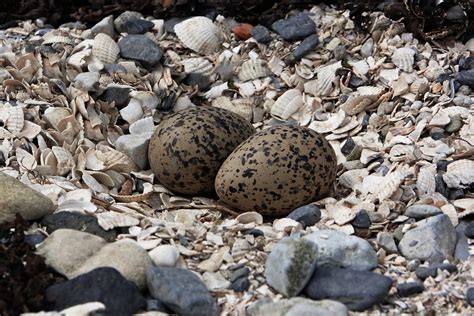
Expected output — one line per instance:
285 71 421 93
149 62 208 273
0 3 473 315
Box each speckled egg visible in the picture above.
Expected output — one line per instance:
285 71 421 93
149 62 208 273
215 125 337 216
148 106 256 195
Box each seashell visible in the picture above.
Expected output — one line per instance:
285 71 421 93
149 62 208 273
295 63 314 80
441 204 458 226
42 34 75 45
6 106 24 135
96 148 138 173
267 56 285 76
130 91 159 110
20 121 42 139
181 57 214 76
273 218 301 232
270 89 303 120
88 171 115 188
92 33 119 64
231 239 251 260
43 107 72 130
308 109 346 134
80 169 109 193
416 164 436 197
149 245 180 267
238 59 270 81
409 78 429 96
350 60 370 76
313 61 342 97
453 198 474 210
16 147 37 171
371 170 412 202
339 169 368 190
174 17 223 54
342 86 383 115
129 116 155 135
429 106 469 126
326 203 357 225
52 146 75 176
443 159 474 189
392 47 415 72
96 211 140 230
73 72 101 92
67 49 92 69
110 191 153 202
235 211 263 224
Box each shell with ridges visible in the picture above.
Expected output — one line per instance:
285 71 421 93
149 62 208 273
270 89 303 120
92 33 119 64
238 59 270 81
181 57 214 76
443 159 474 189
174 17 223 54
392 47 415 72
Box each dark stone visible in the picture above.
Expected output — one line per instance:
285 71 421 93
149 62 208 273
121 18 154 34
333 45 346 60
349 75 367 88
119 35 163 68
147 299 171 313
415 263 458 280
23 233 46 247
271 13 316 41
430 127 445 140
436 73 450 83
100 86 130 108
456 69 474 88
459 56 474 71
445 5 467 23
455 222 470 261
352 209 371 229
435 174 448 197
286 204 321 228
146 266 218 316
467 287 474 307
230 277 250 292
448 188 464 200
397 281 424 297
164 17 186 33
242 228 264 237
250 25 272 43
41 211 117 242
341 137 356 155
230 267 250 282
183 73 211 90
361 114 370 131
436 160 451 172
288 34 319 62
304 266 393 311
465 222 474 239
45 267 146 316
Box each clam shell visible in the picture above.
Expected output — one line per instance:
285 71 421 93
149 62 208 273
392 47 415 73
6 106 24 135
42 35 75 45
270 89 303 120
235 211 263 224
339 168 368 191
409 78 429 95
238 59 270 81
443 159 474 189
308 109 346 134
416 164 436 197
68 49 92 69
92 33 119 64
231 239 251 260
174 17 223 54
371 170 412 202
129 116 155 136
181 57 214 76
212 96 253 121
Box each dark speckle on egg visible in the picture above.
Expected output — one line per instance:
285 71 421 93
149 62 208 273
215 125 337 216
148 106 256 195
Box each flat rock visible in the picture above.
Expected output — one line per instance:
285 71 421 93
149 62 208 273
271 13 316 41
398 214 457 262
91 15 115 37
230 276 250 292
36 229 107 277
41 211 117 242
286 204 321 228
247 297 348 316
72 239 152 289
290 34 319 62
397 281 424 297
264 238 318 297
120 18 154 34
0 171 55 224
250 25 272 43
456 69 474 88
303 229 378 271
146 266 219 316
303 266 393 311
467 287 474 306
114 11 143 33
415 262 458 280
45 267 145 316
404 205 443 219
119 35 162 68
455 221 469 261
351 209 371 228
115 134 150 170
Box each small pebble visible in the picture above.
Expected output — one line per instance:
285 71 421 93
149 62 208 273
464 222 474 239
230 276 250 292
415 263 458 280
233 23 253 40
271 13 316 41
467 288 474 306
445 115 463 133
448 188 464 200
376 232 398 254
351 209 371 229
430 127 445 140
250 25 272 43
333 44 346 60
456 69 474 88
404 205 442 219
341 137 356 155
288 34 319 62
149 245 180 267
286 204 321 228
231 266 250 282
242 228 264 237
406 259 421 271
118 34 163 68
397 281 425 297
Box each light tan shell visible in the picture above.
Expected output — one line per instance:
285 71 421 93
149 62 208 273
129 116 155 135
231 239 251 260
181 57 214 76
68 49 92 69
92 33 119 64
42 35 75 45
238 59 270 81
312 61 342 97
174 17 223 54
6 106 25 135
270 89 303 120
308 109 346 134
392 47 415 72
110 191 153 203
52 146 75 176
409 78 429 95
443 159 474 189
235 211 263 224
342 86 384 115
371 170 412 202
96 211 140 230
416 164 436 197
429 106 470 126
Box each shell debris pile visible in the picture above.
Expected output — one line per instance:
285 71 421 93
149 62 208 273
0 3 473 315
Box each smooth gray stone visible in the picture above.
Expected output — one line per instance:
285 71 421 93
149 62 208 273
119 35 162 68
456 69 474 88
455 221 469 261
91 15 115 37
247 297 348 316
146 266 218 316
271 13 316 41
397 281 424 297
377 232 398 254
398 214 457 262
404 205 442 219
286 204 321 228
250 25 272 43
290 34 319 62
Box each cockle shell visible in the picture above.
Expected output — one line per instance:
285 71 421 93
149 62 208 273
443 159 474 189
92 33 119 64
181 57 214 76
238 59 270 81
6 106 25 135
416 164 436 197
392 47 415 72
311 61 342 97
174 17 223 54
270 89 303 120
42 34 75 45
212 97 254 121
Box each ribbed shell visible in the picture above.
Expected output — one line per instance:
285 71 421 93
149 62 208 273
238 59 270 81
392 47 416 73
270 89 303 120
306 61 342 97
342 86 384 115
92 33 119 64
181 57 214 76
174 17 223 54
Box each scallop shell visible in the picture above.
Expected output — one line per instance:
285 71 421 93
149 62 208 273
312 61 342 97
270 89 303 120
212 97 253 121
392 47 415 73
443 159 474 189
42 35 75 45
129 116 155 136
371 170 412 202
181 57 214 76
231 239 251 260
416 164 436 197
409 78 429 95
238 59 270 81
92 33 119 64
97 149 138 173
308 109 346 134
174 17 223 54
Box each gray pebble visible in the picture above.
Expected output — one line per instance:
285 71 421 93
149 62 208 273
250 25 272 43
288 34 319 62
351 209 371 229
396 281 424 297
467 287 474 306
376 232 398 254
456 69 474 88
415 262 457 280
118 35 162 68
286 204 321 228
404 205 443 220
465 222 474 239
271 13 316 41
445 114 463 133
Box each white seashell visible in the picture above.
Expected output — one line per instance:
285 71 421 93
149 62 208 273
92 33 119 64
267 56 285 76
67 49 92 69
295 63 314 80
6 106 24 135
73 72 101 92
350 60 370 76
392 47 415 72
270 89 303 120
80 169 109 193
371 170 412 202
149 245 180 267
313 61 342 96
342 86 383 115
129 116 155 135
326 203 357 225
96 211 140 230
443 159 474 189
20 121 42 140
174 17 223 54
42 34 75 45
441 204 458 226
416 164 436 197
339 169 368 190
238 59 270 81
60 302 106 315
98 149 138 173
181 57 214 76
129 91 159 110
52 146 75 176
273 218 301 232
231 239 251 260
429 106 469 126
308 109 346 134
235 211 263 224
409 78 429 95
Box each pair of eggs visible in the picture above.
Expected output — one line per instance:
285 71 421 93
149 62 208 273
148 107 337 216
